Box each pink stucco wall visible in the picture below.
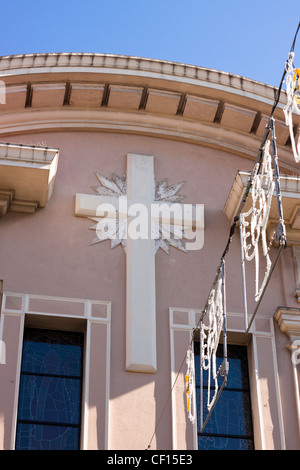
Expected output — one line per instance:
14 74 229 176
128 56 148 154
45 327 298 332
0 127 298 449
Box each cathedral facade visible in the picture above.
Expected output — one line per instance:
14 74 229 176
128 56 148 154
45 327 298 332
0 52 299 450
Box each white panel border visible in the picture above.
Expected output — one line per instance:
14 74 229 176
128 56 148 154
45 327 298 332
0 291 111 450
169 307 286 450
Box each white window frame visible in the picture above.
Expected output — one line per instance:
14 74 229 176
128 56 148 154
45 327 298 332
0 292 111 450
169 307 285 450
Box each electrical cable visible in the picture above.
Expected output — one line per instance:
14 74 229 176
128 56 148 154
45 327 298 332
146 20 300 450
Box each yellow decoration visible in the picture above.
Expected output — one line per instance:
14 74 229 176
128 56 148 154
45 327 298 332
293 68 300 104
185 374 190 412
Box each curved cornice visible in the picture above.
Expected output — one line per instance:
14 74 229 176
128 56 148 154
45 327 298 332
0 53 298 172
0 52 283 106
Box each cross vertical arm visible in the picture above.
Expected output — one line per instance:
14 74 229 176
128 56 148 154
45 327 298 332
126 154 157 372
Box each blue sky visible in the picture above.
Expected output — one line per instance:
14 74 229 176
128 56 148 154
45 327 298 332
0 1 299 87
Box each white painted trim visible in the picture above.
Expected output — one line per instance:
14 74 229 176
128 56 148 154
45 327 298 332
274 307 300 443
0 142 58 163
82 317 91 450
250 318 286 449
0 65 283 109
292 360 300 439
169 308 200 450
169 312 177 450
82 317 111 449
2 292 111 320
0 310 25 449
269 320 286 449
251 334 264 449
8 312 25 450
105 313 111 450
1 291 111 450
169 307 286 450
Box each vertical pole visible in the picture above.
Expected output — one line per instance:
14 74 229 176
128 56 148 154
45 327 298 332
239 216 249 332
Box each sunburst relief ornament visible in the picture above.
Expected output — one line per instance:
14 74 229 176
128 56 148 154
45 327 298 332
88 171 190 254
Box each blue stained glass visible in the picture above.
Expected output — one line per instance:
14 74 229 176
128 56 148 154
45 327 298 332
21 330 82 377
196 388 253 437
194 343 250 390
15 423 79 450
195 343 254 450
17 375 81 424
198 435 253 451
15 329 83 450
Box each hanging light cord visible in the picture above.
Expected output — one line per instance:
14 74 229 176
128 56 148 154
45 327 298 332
146 21 300 451
224 20 300 261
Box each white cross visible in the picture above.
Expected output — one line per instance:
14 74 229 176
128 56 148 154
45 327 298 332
75 154 204 373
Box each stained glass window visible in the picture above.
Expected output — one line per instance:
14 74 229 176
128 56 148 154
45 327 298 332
15 328 84 450
195 343 254 450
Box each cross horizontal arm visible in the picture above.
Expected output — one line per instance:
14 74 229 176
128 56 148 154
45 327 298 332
75 193 204 229
151 201 204 229
75 193 125 218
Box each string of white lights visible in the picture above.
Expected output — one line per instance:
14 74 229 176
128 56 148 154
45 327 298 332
146 22 300 448
283 52 300 162
240 140 275 303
